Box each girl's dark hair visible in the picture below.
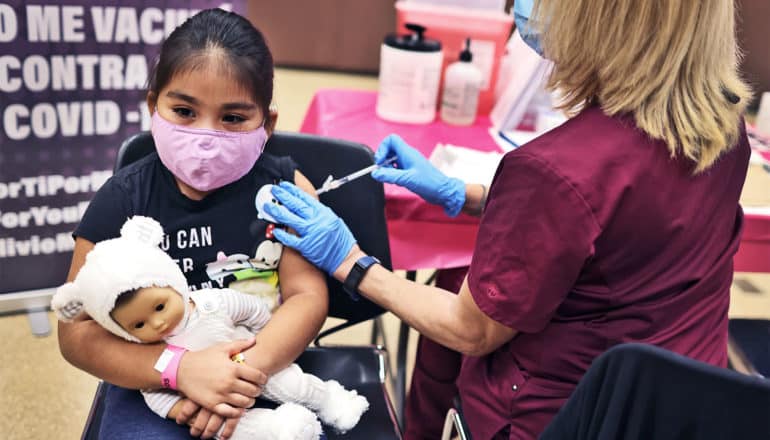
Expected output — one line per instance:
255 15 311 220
148 8 274 122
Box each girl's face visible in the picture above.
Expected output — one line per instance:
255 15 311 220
112 286 186 343
146 59 274 200
148 61 266 134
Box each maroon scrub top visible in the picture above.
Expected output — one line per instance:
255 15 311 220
460 106 750 439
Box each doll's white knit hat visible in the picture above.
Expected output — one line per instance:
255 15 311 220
51 216 189 342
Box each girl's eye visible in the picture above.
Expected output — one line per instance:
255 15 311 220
172 107 194 118
223 114 246 124
156 303 165 312
135 322 144 329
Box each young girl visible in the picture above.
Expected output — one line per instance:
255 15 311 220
57 9 328 439
53 216 368 439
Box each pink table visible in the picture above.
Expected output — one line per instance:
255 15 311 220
300 89 502 271
737 127 770 273
736 213 770 273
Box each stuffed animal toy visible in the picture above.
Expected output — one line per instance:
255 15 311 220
52 216 368 440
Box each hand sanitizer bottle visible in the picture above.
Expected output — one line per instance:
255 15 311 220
440 38 483 126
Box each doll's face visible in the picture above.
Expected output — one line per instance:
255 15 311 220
112 286 185 343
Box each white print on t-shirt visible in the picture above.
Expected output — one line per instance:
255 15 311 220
159 226 213 251
189 280 220 291
253 241 281 269
172 257 194 273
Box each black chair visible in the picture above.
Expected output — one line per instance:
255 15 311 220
440 396 472 440
82 131 402 439
540 343 770 440
728 319 770 377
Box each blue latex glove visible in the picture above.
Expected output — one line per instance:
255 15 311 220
263 181 356 275
371 134 466 217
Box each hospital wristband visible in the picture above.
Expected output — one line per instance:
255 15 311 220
154 344 187 390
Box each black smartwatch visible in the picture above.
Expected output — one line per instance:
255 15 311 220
343 255 380 301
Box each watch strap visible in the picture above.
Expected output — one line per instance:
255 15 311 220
343 255 380 301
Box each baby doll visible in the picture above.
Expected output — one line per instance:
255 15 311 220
52 216 368 440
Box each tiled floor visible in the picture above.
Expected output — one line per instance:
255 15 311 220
1 67 769 439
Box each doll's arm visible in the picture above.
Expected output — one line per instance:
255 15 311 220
142 388 183 419
220 288 272 332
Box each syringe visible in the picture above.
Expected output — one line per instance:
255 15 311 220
316 156 398 195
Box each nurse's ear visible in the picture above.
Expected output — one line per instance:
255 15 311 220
265 105 278 136
146 92 158 116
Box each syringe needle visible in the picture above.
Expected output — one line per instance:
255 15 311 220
315 156 397 195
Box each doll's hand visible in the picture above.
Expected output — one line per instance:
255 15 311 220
176 338 266 418
172 398 200 425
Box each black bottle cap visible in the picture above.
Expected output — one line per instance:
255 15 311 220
459 37 472 62
383 22 442 53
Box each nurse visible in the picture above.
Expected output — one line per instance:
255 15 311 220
265 0 751 438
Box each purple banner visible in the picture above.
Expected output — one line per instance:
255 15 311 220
0 1 245 294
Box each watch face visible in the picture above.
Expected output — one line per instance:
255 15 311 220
358 255 380 268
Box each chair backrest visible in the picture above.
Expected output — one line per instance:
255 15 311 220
540 343 770 440
114 131 391 328
114 132 157 173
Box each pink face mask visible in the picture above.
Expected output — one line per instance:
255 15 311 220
151 112 268 192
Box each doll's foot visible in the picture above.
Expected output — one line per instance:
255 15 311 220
272 402 323 439
226 403 322 440
317 380 369 433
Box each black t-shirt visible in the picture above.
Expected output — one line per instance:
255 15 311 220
75 152 297 290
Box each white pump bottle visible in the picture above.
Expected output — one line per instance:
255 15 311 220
440 38 483 126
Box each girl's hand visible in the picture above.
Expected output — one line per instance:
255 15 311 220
174 399 241 440
175 338 266 418
190 407 241 440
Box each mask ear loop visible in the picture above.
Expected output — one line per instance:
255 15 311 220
260 106 275 153
264 103 278 129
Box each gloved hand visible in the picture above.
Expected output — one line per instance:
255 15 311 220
263 182 356 275
371 134 466 217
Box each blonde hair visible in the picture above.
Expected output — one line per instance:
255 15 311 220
535 0 750 172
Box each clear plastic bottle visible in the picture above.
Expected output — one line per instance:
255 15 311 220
440 38 483 126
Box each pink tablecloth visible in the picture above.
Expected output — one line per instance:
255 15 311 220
736 213 770 273
300 89 502 271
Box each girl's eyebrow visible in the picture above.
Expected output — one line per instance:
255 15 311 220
165 91 256 112
166 91 198 104
222 102 258 111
